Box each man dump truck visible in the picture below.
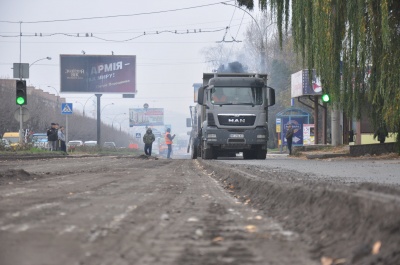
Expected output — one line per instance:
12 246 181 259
187 73 275 160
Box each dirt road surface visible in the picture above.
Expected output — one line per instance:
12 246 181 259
0 155 399 265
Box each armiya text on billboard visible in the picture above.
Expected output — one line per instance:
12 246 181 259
60 55 136 93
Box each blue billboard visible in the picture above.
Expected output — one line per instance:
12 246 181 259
282 117 304 146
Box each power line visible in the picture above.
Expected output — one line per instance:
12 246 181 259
0 1 235 24
0 26 232 43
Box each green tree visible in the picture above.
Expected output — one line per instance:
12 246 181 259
238 0 400 147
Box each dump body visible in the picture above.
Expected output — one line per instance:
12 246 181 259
188 73 275 160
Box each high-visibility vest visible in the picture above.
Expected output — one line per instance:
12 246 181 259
165 132 172 144
212 95 227 102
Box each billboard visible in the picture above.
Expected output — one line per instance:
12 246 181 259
281 118 304 146
129 108 164 127
60 55 136 93
291 69 322 98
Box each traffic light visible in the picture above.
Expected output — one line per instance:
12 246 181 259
16 80 27 105
321 93 330 103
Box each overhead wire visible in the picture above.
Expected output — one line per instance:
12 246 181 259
227 11 246 59
0 1 235 24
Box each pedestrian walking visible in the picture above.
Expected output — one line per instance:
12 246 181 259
58 126 67 153
143 128 155 156
47 123 58 151
285 124 294 155
164 128 175 159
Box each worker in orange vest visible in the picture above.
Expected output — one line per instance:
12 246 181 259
212 89 227 103
165 128 175 159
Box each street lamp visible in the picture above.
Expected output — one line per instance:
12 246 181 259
82 95 95 117
30 57 51 68
221 2 271 73
101 103 114 114
75 101 84 115
47 85 59 97
112 113 127 129
47 86 60 108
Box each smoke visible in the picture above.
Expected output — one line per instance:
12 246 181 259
217 61 248 73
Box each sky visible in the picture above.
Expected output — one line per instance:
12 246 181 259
0 0 261 135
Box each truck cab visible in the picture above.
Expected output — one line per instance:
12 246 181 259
194 73 275 160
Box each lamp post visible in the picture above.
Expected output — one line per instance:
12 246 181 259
82 95 95 117
112 113 127 129
221 2 269 73
30 57 51 68
101 103 114 114
74 101 84 115
47 86 60 110
47 85 59 97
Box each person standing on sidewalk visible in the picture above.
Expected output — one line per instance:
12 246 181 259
285 124 294 155
57 126 67 153
165 128 175 159
47 123 58 151
143 128 155 156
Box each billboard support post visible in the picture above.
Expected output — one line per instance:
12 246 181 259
314 96 319 145
96 94 102 147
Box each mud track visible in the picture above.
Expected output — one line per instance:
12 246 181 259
201 160 400 265
0 156 317 265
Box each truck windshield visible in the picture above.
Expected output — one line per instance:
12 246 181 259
211 87 263 105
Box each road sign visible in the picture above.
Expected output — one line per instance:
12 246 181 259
61 103 73 115
136 133 141 139
13 63 29 79
14 107 30 122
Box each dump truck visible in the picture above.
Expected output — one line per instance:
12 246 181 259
187 73 275 160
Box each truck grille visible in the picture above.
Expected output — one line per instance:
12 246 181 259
218 114 256 126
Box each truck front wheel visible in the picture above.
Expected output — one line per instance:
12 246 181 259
191 139 198 159
256 149 267 159
202 145 214 160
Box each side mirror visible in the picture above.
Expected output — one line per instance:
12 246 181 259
267 86 275 107
186 118 192 127
197 87 204 105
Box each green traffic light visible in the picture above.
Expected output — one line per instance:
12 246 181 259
322 94 330 103
16 96 25 105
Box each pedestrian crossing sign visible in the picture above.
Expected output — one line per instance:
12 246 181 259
61 103 73 115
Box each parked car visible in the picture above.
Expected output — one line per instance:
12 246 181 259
32 133 48 149
67 140 83 151
84 141 97 147
0 138 11 150
103 142 117 150
2 132 21 149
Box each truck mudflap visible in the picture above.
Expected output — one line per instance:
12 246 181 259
203 127 268 147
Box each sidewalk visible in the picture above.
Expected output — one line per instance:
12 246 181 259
290 144 399 160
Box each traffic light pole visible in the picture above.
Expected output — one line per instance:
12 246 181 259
19 105 23 143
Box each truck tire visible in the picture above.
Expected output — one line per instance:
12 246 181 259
191 145 197 159
203 146 214 160
191 139 198 159
243 150 253 160
256 149 267 159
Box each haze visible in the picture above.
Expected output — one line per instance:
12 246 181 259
0 0 257 134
